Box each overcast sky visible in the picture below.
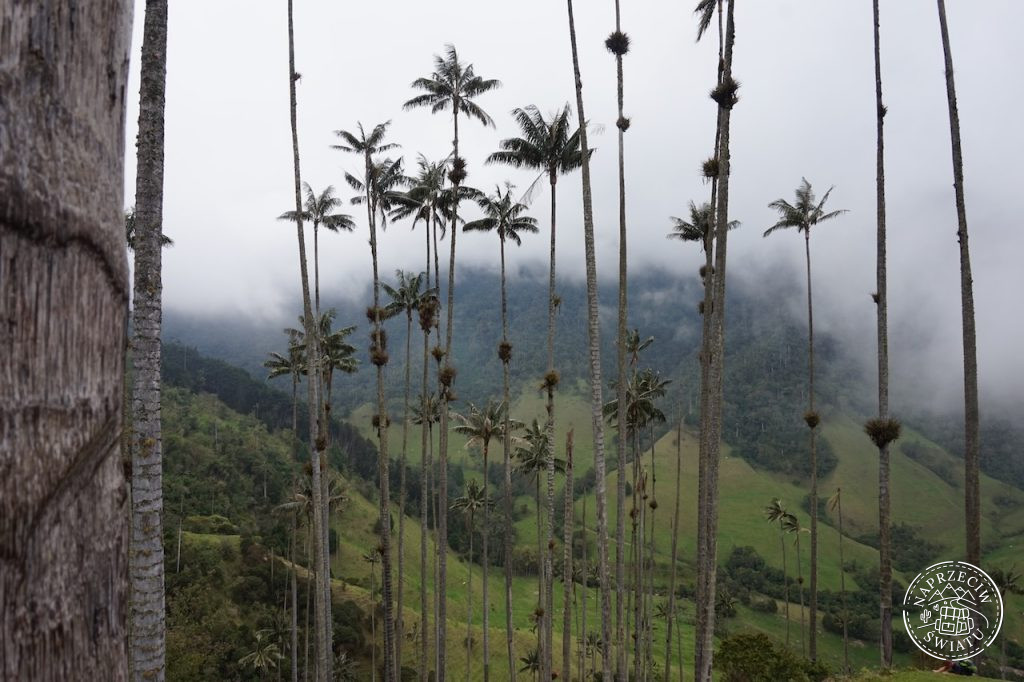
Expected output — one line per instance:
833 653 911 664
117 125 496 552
122 0 1024 410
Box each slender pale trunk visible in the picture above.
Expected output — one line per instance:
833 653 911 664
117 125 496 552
436 109 462 682
805 230 819 661
305 524 312 681
129 2 169 679
292 515 300 682
397 307 413 672
566 1 613 678
611 1 630 676
836 491 849 673
935 0 981 566
502 231 517 681
581 494 588 679
366 155 397 682
631 430 642 682
481 440 491 682
562 431 575 681
467 513 474 682
286 4 330 677
0 0 131 677
874 1 894 668
420 217 433 682
796 533 806 656
371 563 377 682
781 525 790 646
314 223 320 314
665 421 683 682
696 2 737 679
541 169 560 682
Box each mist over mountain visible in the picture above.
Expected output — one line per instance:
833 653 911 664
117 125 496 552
164 264 1024 488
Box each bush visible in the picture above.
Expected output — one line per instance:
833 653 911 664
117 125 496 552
750 596 778 614
717 632 810 682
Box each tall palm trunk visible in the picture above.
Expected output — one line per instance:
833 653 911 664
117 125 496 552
611 1 631 676
542 168 561 682
502 227 517 681
935 0 981 566
873 1 895 669
481 440 491 682
780 525 790 646
287 3 331 677
313 223 321 314
562 431 575 681
566 1 613 678
836 490 849 674
130 2 169 679
466 512 475 682
1 0 131 677
436 108 462 682
581 495 589 678
365 155 397 682
796 532 806 657
803 230 820 661
292 513 300 682
695 2 737 679
395 305 412 674
664 421 683 681
420 218 433 682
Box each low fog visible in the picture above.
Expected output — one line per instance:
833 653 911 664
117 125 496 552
123 0 1024 414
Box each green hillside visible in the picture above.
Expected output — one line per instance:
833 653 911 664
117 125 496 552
161 343 1024 679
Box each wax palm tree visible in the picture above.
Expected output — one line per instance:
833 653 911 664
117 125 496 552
363 551 381 682
264 337 306 436
764 498 792 647
486 108 586 676
866 2 898 668
412 391 441 680
462 184 541 675
827 488 850 673
764 177 846 660
278 183 355 314
604 2 633 674
391 165 448 681
284 3 331 674
664 421 684 682
564 3 613 676
333 651 359 682
452 400 519 679
405 50 499 679
782 512 809 657
515 420 566 586
452 479 490 680
519 648 541 681
334 120 402 681
382 270 427 666
692 1 738 677
934 0 981 568
240 629 285 678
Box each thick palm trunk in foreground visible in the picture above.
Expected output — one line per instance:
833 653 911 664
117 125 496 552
934 0 981 567
0 2 131 678
566 2 613 679
129 1 169 679
286 3 332 677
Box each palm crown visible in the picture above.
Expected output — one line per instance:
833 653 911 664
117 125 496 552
463 184 539 246
403 44 501 128
277 182 355 233
390 155 450 237
382 270 430 322
453 400 522 454
486 105 587 194
764 177 847 239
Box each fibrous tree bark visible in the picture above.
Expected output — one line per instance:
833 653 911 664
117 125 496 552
0 1 132 678
129 1 169 678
